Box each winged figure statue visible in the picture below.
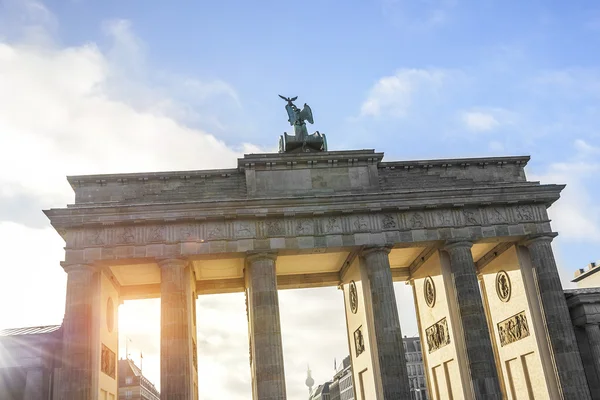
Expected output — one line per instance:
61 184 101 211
278 95 327 153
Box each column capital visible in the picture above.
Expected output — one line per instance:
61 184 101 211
61 262 98 274
157 258 188 269
522 233 558 247
443 239 473 252
361 245 392 257
246 251 278 263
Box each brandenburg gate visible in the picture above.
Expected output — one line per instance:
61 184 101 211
44 97 592 399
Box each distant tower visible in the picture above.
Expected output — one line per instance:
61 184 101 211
305 364 315 396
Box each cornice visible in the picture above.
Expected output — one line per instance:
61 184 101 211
67 167 240 189
379 155 530 169
238 149 383 170
64 153 530 188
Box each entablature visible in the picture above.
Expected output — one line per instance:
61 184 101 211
44 183 562 230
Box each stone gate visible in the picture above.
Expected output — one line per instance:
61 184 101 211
45 148 591 399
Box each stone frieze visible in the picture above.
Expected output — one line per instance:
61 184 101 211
66 204 549 250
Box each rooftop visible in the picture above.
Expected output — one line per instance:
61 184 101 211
572 261 600 283
0 325 61 337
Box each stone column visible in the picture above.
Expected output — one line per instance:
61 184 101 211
585 324 600 382
525 235 591 399
443 240 502 400
361 247 411 400
23 366 44 400
60 263 97 400
245 253 287 400
160 258 193 400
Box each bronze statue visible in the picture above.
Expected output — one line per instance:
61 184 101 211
278 95 327 153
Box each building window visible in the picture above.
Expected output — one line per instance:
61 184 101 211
125 390 132 398
126 376 133 385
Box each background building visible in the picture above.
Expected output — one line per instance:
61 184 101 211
0 325 62 400
309 381 331 400
329 356 354 400
118 358 160 400
403 336 428 400
310 336 428 400
0 325 160 400
573 261 600 288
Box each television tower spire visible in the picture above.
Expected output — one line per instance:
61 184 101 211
305 364 315 396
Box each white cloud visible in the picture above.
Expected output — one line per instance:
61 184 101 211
0 23 246 212
0 4 425 400
530 143 600 243
360 68 447 118
574 139 600 155
461 111 499 132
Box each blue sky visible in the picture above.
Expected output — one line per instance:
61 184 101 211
0 0 599 399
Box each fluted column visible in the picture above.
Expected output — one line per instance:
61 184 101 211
23 366 44 400
585 324 600 382
245 252 287 400
160 258 193 400
525 235 591 399
60 263 97 400
443 240 502 400
361 246 411 400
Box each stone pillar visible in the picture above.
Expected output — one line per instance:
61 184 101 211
361 247 411 400
23 366 44 400
160 258 194 400
443 240 502 400
60 263 97 400
245 253 287 400
525 235 591 399
585 324 600 382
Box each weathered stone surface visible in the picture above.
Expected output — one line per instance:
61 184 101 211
361 246 411 400
59 264 97 400
585 324 600 387
44 149 582 400
526 236 591 399
159 258 194 400
245 253 287 400
23 367 44 400
443 240 502 400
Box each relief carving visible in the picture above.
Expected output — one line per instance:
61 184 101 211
349 281 358 314
488 207 508 224
496 270 511 302
101 344 116 379
409 212 425 229
235 221 254 238
424 277 436 308
116 227 135 244
207 223 225 239
87 229 104 246
148 225 165 242
192 340 198 370
462 209 479 225
498 311 530 347
381 213 397 229
435 210 452 226
295 219 313 235
426 317 450 353
266 220 284 236
179 224 196 241
354 326 365 356
325 217 341 233
516 205 534 221
353 216 368 231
